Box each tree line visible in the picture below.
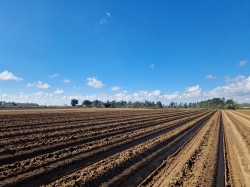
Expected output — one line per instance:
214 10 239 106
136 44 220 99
0 97 236 109
71 99 164 108
0 101 39 108
71 97 235 109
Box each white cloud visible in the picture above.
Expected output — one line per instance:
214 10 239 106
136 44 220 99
63 79 71 83
54 88 64 94
86 77 104 89
224 75 245 83
0 90 177 106
27 81 50 89
150 64 155 68
205 75 216 80
2 75 250 106
111 86 121 92
238 60 247 66
106 12 111 17
151 89 161 96
99 18 107 25
205 75 250 100
161 92 180 100
98 12 111 25
185 85 201 93
1 92 64 106
0 70 23 81
72 86 80 90
49 74 59 78
131 90 174 102
183 85 202 98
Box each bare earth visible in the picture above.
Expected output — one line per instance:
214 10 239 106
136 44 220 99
0 108 249 187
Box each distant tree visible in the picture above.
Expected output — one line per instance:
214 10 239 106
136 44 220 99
225 99 235 109
71 99 78 107
82 100 92 107
169 101 175 108
127 101 133 108
68 97 236 109
92 100 98 108
111 100 117 108
156 101 163 108
194 97 235 109
104 102 111 108
0 101 39 108
120 100 127 107
92 100 102 108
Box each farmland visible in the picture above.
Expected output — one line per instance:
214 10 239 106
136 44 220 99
0 109 250 186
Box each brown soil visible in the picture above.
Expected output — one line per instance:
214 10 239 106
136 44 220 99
222 111 250 186
0 109 249 187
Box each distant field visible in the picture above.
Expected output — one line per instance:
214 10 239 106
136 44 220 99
0 109 249 186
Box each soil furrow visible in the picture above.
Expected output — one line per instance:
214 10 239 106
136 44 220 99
2 109 249 187
102 112 215 187
42 112 214 187
0 111 199 146
0 112 211 187
0 111 206 164
216 112 225 187
0 112 180 138
223 111 250 186
139 111 220 187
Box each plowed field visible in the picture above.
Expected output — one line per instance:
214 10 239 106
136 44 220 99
0 109 249 187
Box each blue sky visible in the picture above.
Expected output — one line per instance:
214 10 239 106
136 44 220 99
0 0 250 105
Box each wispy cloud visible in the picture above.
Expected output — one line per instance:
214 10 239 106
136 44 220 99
54 88 64 94
205 75 217 80
86 77 104 89
98 12 111 25
73 86 81 90
149 64 155 68
0 70 23 81
106 12 111 17
63 79 71 84
238 60 247 66
111 86 122 92
27 81 50 89
49 74 59 78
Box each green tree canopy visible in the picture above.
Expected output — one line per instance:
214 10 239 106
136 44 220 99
71 99 78 107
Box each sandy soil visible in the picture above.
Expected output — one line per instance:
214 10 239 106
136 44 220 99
223 110 250 186
1 109 249 187
140 111 221 187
